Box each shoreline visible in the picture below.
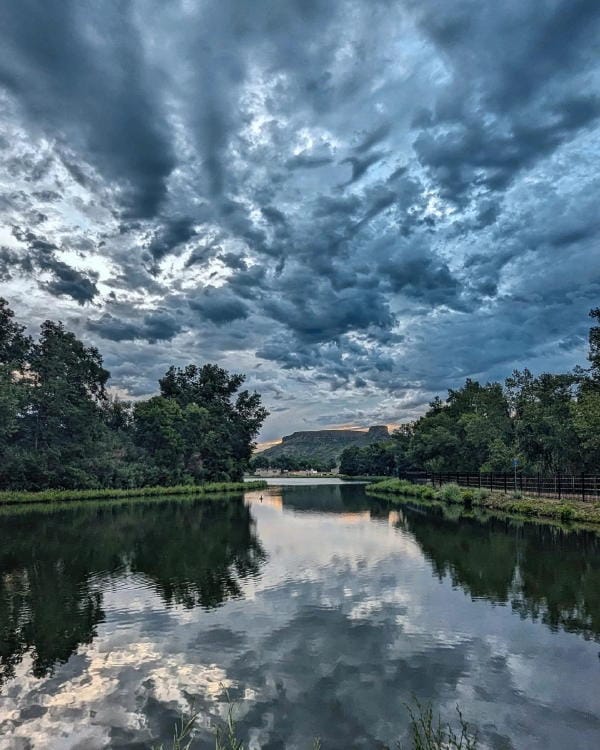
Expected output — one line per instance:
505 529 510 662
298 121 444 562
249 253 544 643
0 480 268 506
367 478 600 526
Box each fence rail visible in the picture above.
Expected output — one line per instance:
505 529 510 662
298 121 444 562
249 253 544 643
399 471 600 503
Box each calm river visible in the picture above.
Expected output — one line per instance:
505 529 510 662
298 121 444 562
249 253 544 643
1 480 599 749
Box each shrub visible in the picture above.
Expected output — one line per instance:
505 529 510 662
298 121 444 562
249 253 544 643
461 489 475 504
439 483 463 503
505 501 536 515
556 504 575 521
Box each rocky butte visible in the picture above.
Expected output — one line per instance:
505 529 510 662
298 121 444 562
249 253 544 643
258 425 390 464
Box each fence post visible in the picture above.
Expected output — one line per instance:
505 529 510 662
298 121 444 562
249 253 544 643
519 473 523 492
504 473 507 493
557 472 561 500
582 472 585 503
537 473 540 497
479 473 481 490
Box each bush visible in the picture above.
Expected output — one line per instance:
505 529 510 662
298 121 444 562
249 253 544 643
439 483 463 503
556 504 575 521
461 489 475 505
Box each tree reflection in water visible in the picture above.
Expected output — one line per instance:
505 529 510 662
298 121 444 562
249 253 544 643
394 501 600 640
0 496 265 686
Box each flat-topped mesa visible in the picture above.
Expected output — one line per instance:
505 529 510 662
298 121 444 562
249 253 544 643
259 425 391 464
281 425 389 445
367 425 390 439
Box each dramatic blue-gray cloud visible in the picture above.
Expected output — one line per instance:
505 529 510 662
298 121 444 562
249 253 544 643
0 0 599 440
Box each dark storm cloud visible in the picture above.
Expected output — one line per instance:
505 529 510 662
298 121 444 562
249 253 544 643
412 1 600 204
0 1 175 218
383 247 462 309
41 259 99 305
0 247 25 280
414 96 600 203
9 228 99 304
285 152 334 169
147 218 197 264
87 310 182 344
354 123 391 154
340 151 386 186
188 286 250 325
1 0 599 437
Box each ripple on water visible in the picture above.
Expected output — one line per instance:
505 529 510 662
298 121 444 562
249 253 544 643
0 485 599 749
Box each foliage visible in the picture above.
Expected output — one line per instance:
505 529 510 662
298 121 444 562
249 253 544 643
0 481 267 506
396 309 600 475
439 483 464 503
250 453 336 473
367 480 597 525
159 364 268 481
339 442 397 476
0 496 266 685
0 299 268 490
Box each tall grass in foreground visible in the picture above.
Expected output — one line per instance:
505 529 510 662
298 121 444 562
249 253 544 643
400 700 478 750
0 481 267 506
156 699 477 750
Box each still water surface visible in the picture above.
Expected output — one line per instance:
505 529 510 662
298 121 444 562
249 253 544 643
0 481 599 749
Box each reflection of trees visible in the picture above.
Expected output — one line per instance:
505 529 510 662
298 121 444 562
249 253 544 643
397 502 600 640
279 483 372 514
0 496 264 686
130 500 265 608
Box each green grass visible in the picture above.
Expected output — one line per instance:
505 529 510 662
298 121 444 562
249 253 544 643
400 700 477 750
0 480 267 506
367 478 600 525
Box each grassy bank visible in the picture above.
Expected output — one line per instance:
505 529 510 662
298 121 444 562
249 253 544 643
339 475 391 482
367 478 600 525
0 480 267 506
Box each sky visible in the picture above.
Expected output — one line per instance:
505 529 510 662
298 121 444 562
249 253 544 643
0 0 599 442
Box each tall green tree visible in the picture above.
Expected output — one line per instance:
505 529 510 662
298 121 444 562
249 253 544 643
409 381 512 472
133 397 185 483
339 442 397 476
572 308 600 470
159 364 268 480
505 369 580 473
0 299 31 463
17 321 110 489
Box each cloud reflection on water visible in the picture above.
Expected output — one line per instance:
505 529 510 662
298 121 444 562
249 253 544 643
0 485 600 749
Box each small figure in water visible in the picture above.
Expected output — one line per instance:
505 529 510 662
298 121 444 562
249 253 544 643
260 494 263 502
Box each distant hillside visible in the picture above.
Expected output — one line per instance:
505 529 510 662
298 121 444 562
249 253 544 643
258 425 390 464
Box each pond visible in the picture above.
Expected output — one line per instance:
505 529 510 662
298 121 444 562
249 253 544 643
0 481 599 749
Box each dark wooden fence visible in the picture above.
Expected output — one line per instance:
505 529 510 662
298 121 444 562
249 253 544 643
399 471 600 503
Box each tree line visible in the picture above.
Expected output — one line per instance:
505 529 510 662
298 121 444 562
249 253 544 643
0 298 268 490
341 308 600 477
250 453 336 473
